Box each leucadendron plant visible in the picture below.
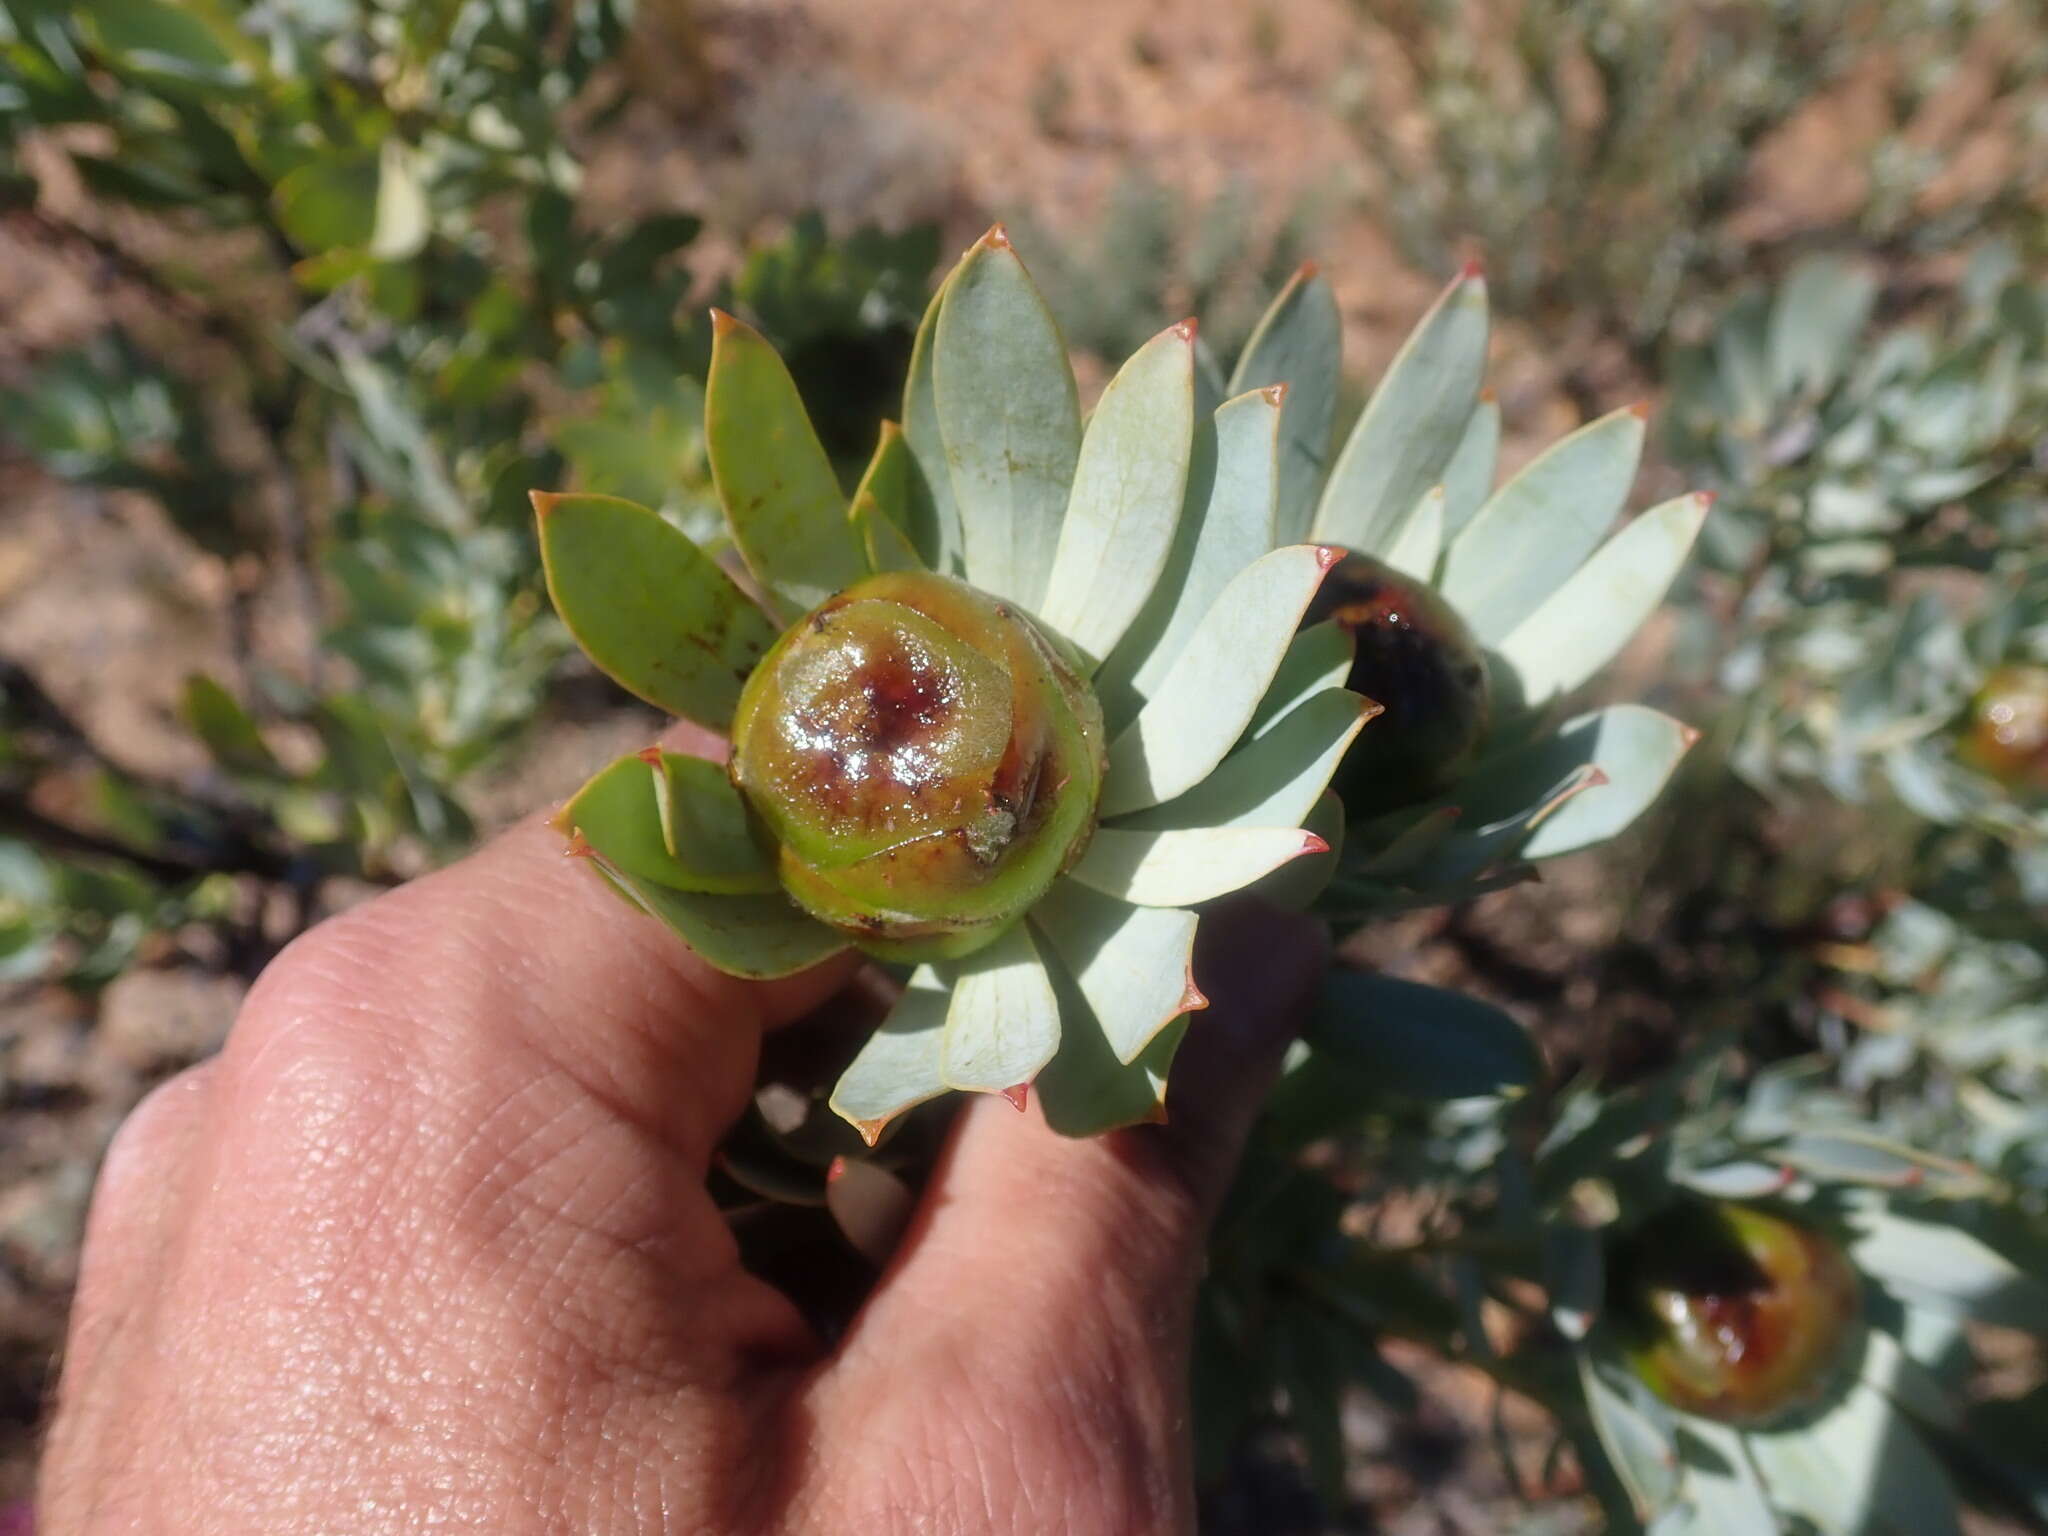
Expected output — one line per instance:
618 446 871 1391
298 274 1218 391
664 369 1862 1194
534 228 1714 1155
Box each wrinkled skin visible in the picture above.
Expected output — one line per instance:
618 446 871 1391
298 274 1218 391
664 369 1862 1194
1303 553 1490 814
39 721 1327 1536
1957 663 2048 797
1611 1202 1861 1426
731 572 1103 961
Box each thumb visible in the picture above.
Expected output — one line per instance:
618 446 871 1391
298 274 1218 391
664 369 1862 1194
802 902 1326 1512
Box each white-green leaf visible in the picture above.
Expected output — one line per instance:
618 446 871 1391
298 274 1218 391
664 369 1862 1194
1097 386 1284 724
1441 406 1647 645
589 859 847 981
1229 264 1342 545
1441 395 1500 537
1847 1206 2048 1330
1518 705 1693 861
1770 256 1878 401
1579 1354 1679 1517
1072 824 1324 907
1381 485 1445 582
933 229 1081 609
369 139 430 261
1247 620 1355 738
1312 266 1488 555
830 966 951 1144
1674 1422 1776 1534
1498 492 1712 705
1040 321 1197 664
1748 1381 1961 1536
901 269 964 574
1113 687 1375 832
1100 545 1337 815
1033 880 1200 1063
1036 987 1184 1138
940 921 1060 1094
1859 1326 1961 1433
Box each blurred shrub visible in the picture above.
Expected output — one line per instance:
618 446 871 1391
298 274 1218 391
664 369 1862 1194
0 0 934 972
1340 0 2047 346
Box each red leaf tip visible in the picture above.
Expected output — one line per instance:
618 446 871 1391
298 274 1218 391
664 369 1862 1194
1301 832 1331 856
636 745 664 767
1459 257 1485 280
1173 316 1199 343
709 306 740 335
1627 400 1652 421
1000 1083 1030 1113
1180 977 1210 1013
1262 381 1289 407
1312 544 1346 571
1696 489 1719 509
1479 386 1498 404
1679 723 1704 747
529 490 563 519
826 1156 848 1184
1583 766 1612 789
1296 258 1321 281
981 222 1012 250
564 829 595 860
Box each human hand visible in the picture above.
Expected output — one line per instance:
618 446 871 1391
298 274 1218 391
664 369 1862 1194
39 727 1326 1536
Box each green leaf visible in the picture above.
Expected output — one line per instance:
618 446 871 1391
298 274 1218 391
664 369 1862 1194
1229 264 1341 545
706 311 860 619
274 154 379 254
589 857 846 981
1113 687 1375 832
900 268 964 575
1247 620 1354 739
932 228 1081 609
1096 385 1284 727
1100 545 1337 816
535 492 779 730
1381 484 1445 582
830 966 951 1144
650 751 778 892
1441 405 1647 646
1497 492 1711 706
1033 879 1199 1064
180 673 278 776
80 0 248 84
563 752 773 894
1040 320 1196 665
1312 266 1488 554
1441 396 1500 537
847 422 925 573
939 920 1060 1094
1306 970 1539 1099
1072 825 1324 908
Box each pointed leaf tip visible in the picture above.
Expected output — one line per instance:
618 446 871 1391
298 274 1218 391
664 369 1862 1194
709 306 740 334
1459 257 1485 280
1261 381 1288 406
1679 723 1704 747
1627 400 1651 420
1479 386 1497 403
1696 489 1719 508
529 490 562 519
635 745 663 767
564 830 595 859
1001 1083 1030 1112
826 1156 848 1183
1302 832 1330 856
979 222 1012 250
1180 977 1209 1013
1358 695 1387 725
1296 258 1320 280
1314 544 1345 570
1173 316 1199 342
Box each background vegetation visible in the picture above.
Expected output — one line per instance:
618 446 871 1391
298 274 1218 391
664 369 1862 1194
2 0 2044 1528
